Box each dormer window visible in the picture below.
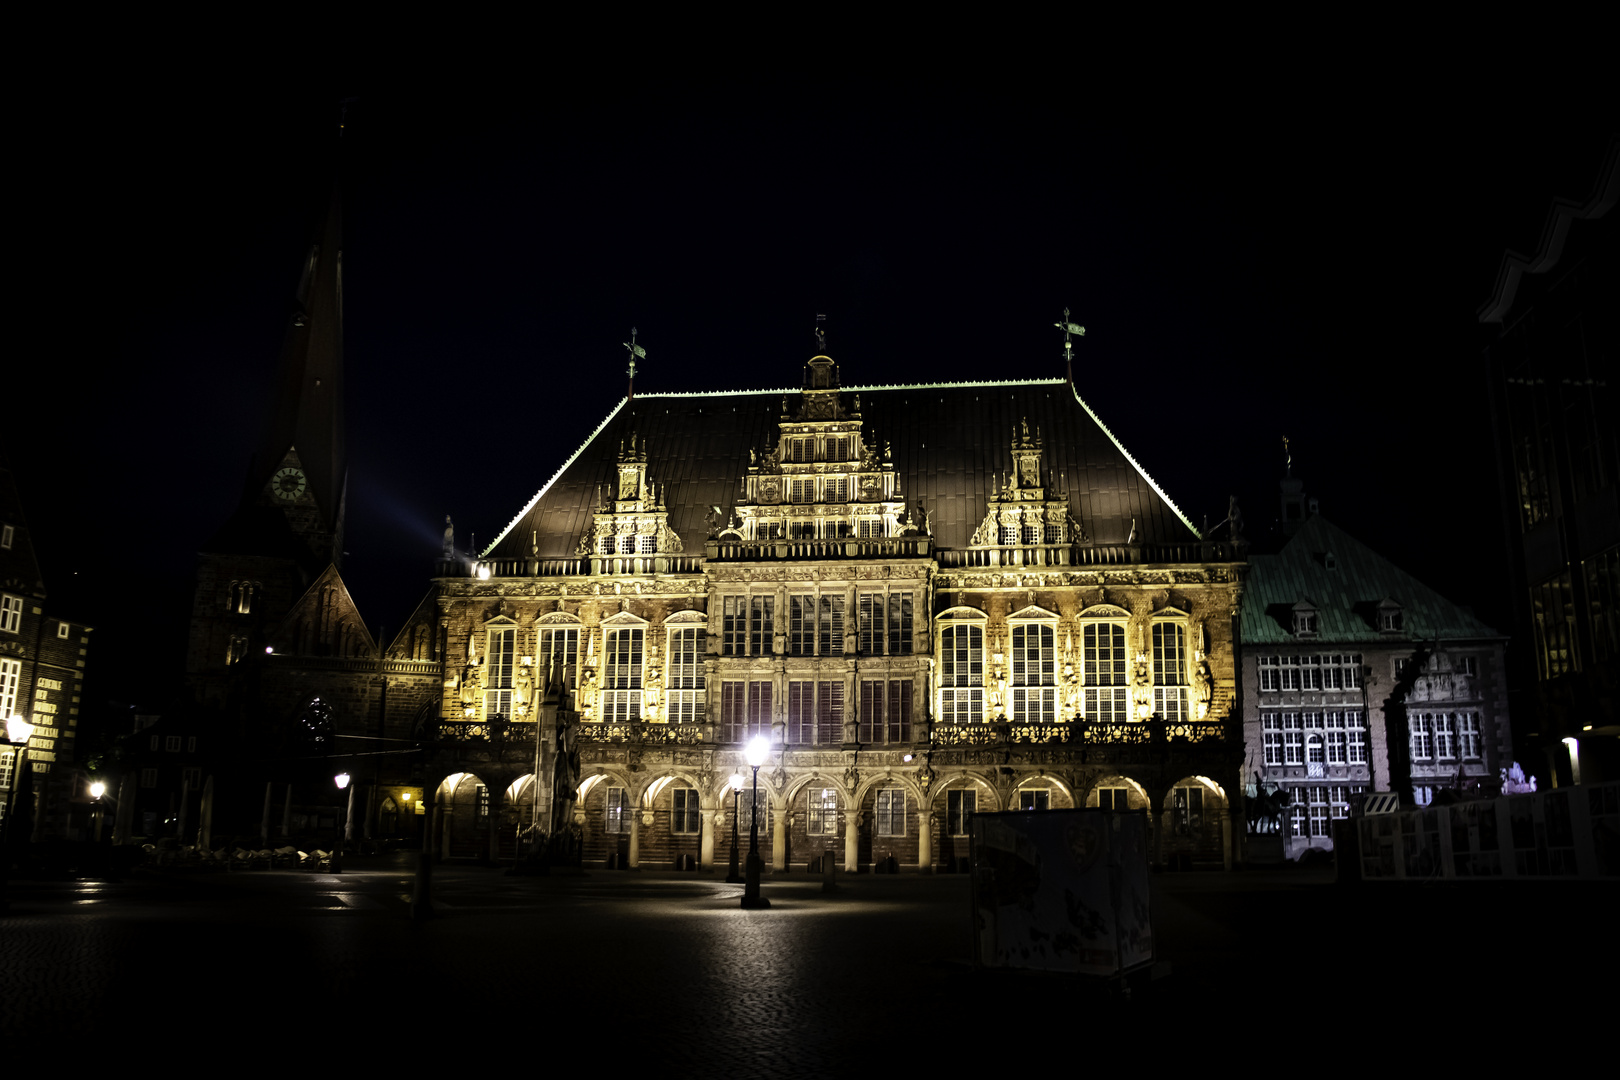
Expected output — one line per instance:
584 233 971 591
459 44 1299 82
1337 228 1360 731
1292 601 1318 638
1378 601 1403 633
1324 552 1337 571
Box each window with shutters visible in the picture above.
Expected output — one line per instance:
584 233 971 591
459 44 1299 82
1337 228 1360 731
859 679 913 744
788 680 844 744
858 592 914 655
720 681 775 743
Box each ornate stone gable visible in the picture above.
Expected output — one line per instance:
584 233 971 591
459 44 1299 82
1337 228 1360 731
577 433 685 559
723 355 911 542
968 419 1084 547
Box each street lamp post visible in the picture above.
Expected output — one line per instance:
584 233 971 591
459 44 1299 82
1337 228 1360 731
332 772 350 873
89 781 107 844
724 771 744 884
2 715 37 915
741 735 771 909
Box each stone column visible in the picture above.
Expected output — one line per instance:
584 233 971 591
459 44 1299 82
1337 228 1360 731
700 808 717 870
772 808 787 871
917 807 934 873
843 808 861 873
629 809 645 869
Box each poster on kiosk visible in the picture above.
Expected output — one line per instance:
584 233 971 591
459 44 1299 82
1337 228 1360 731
971 809 1153 975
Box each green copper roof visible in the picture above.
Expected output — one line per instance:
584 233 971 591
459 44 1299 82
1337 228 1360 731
1241 515 1502 645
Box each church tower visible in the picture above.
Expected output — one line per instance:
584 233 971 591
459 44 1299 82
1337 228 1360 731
187 162 364 699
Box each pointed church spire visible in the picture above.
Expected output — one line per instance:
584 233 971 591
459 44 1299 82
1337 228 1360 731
250 153 349 569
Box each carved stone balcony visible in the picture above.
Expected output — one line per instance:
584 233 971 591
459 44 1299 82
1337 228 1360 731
930 719 1233 748
575 721 713 745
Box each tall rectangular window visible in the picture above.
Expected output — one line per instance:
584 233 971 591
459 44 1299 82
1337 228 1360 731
788 681 843 744
1410 713 1433 761
860 680 913 744
0 594 20 635
806 787 839 835
749 596 774 656
722 596 745 656
1435 713 1456 761
858 592 914 656
672 788 700 834
1263 713 1283 766
605 787 629 833
1459 713 1482 761
875 789 905 836
1019 789 1051 810
484 627 515 720
818 596 845 655
939 624 984 723
0 658 19 725
665 627 706 723
1011 623 1056 723
720 681 774 744
1083 623 1128 722
947 789 976 835
1152 623 1189 722
602 627 644 722
790 596 812 656
539 627 579 691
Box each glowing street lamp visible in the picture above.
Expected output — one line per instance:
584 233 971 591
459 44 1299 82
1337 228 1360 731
331 772 351 873
741 735 771 909
2 715 37 914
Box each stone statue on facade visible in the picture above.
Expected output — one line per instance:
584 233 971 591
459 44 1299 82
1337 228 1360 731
442 515 455 558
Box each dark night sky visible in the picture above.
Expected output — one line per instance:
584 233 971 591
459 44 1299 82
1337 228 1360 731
9 39 1614 732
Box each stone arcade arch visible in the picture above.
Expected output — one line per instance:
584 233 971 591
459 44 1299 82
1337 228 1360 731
851 772 930 872
929 772 1000 873
1161 774 1231 869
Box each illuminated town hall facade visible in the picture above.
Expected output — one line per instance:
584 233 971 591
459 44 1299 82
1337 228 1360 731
406 355 1249 871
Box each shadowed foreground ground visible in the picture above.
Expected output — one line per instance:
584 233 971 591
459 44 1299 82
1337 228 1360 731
2 855 1611 1064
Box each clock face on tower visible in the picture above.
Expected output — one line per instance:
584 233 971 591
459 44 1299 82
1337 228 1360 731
273 467 307 501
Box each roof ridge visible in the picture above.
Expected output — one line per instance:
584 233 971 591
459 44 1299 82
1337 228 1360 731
484 396 630 556
1067 381 1201 539
632 377 1067 399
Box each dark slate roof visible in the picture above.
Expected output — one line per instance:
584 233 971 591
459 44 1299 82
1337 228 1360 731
485 375 1200 560
1241 515 1502 645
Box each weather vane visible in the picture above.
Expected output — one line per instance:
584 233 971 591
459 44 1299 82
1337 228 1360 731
1054 307 1086 364
624 326 647 399
1283 435 1291 476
